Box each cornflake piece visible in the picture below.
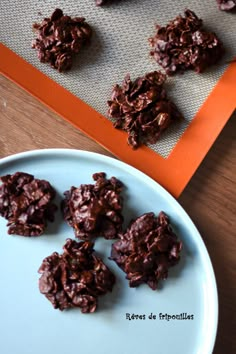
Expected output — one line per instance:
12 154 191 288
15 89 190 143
0 172 57 236
149 9 224 75
107 71 182 149
216 0 236 10
110 212 182 290
62 172 124 240
38 239 116 312
32 8 92 72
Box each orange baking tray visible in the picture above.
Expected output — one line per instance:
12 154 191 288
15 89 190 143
0 43 235 197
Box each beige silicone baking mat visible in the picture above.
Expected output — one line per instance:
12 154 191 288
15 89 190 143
1 0 235 158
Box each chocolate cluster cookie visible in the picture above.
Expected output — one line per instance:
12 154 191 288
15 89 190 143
110 211 182 290
32 8 92 72
0 172 57 236
95 0 121 5
149 9 224 75
108 71 182 149
95 0 110 5
38 239 116 312
62 172 124 240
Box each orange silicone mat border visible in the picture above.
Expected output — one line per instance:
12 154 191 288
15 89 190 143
0 43 235 197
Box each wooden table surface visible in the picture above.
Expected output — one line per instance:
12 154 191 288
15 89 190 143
0 74 235 354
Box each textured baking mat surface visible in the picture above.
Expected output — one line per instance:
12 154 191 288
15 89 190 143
0 0 235 157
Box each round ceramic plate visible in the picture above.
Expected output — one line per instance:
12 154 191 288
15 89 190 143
0 149 218 354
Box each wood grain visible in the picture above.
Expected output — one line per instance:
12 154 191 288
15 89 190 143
179 112 236 354
0 74 113 158
0 74 235 354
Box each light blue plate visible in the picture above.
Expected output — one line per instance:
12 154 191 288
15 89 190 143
0 149 218 354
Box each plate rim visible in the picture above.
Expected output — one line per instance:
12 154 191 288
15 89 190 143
1 42 235 198
0 148 219 354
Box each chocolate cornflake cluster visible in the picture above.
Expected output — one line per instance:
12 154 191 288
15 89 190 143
95 0 120 5
62 172 124 240
32 8 92 72
38 239 116 312
95 0 110 5
107 71 182 149
110 212 182 290
216 0 236 11
149 9 224 75
0 172 57 236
